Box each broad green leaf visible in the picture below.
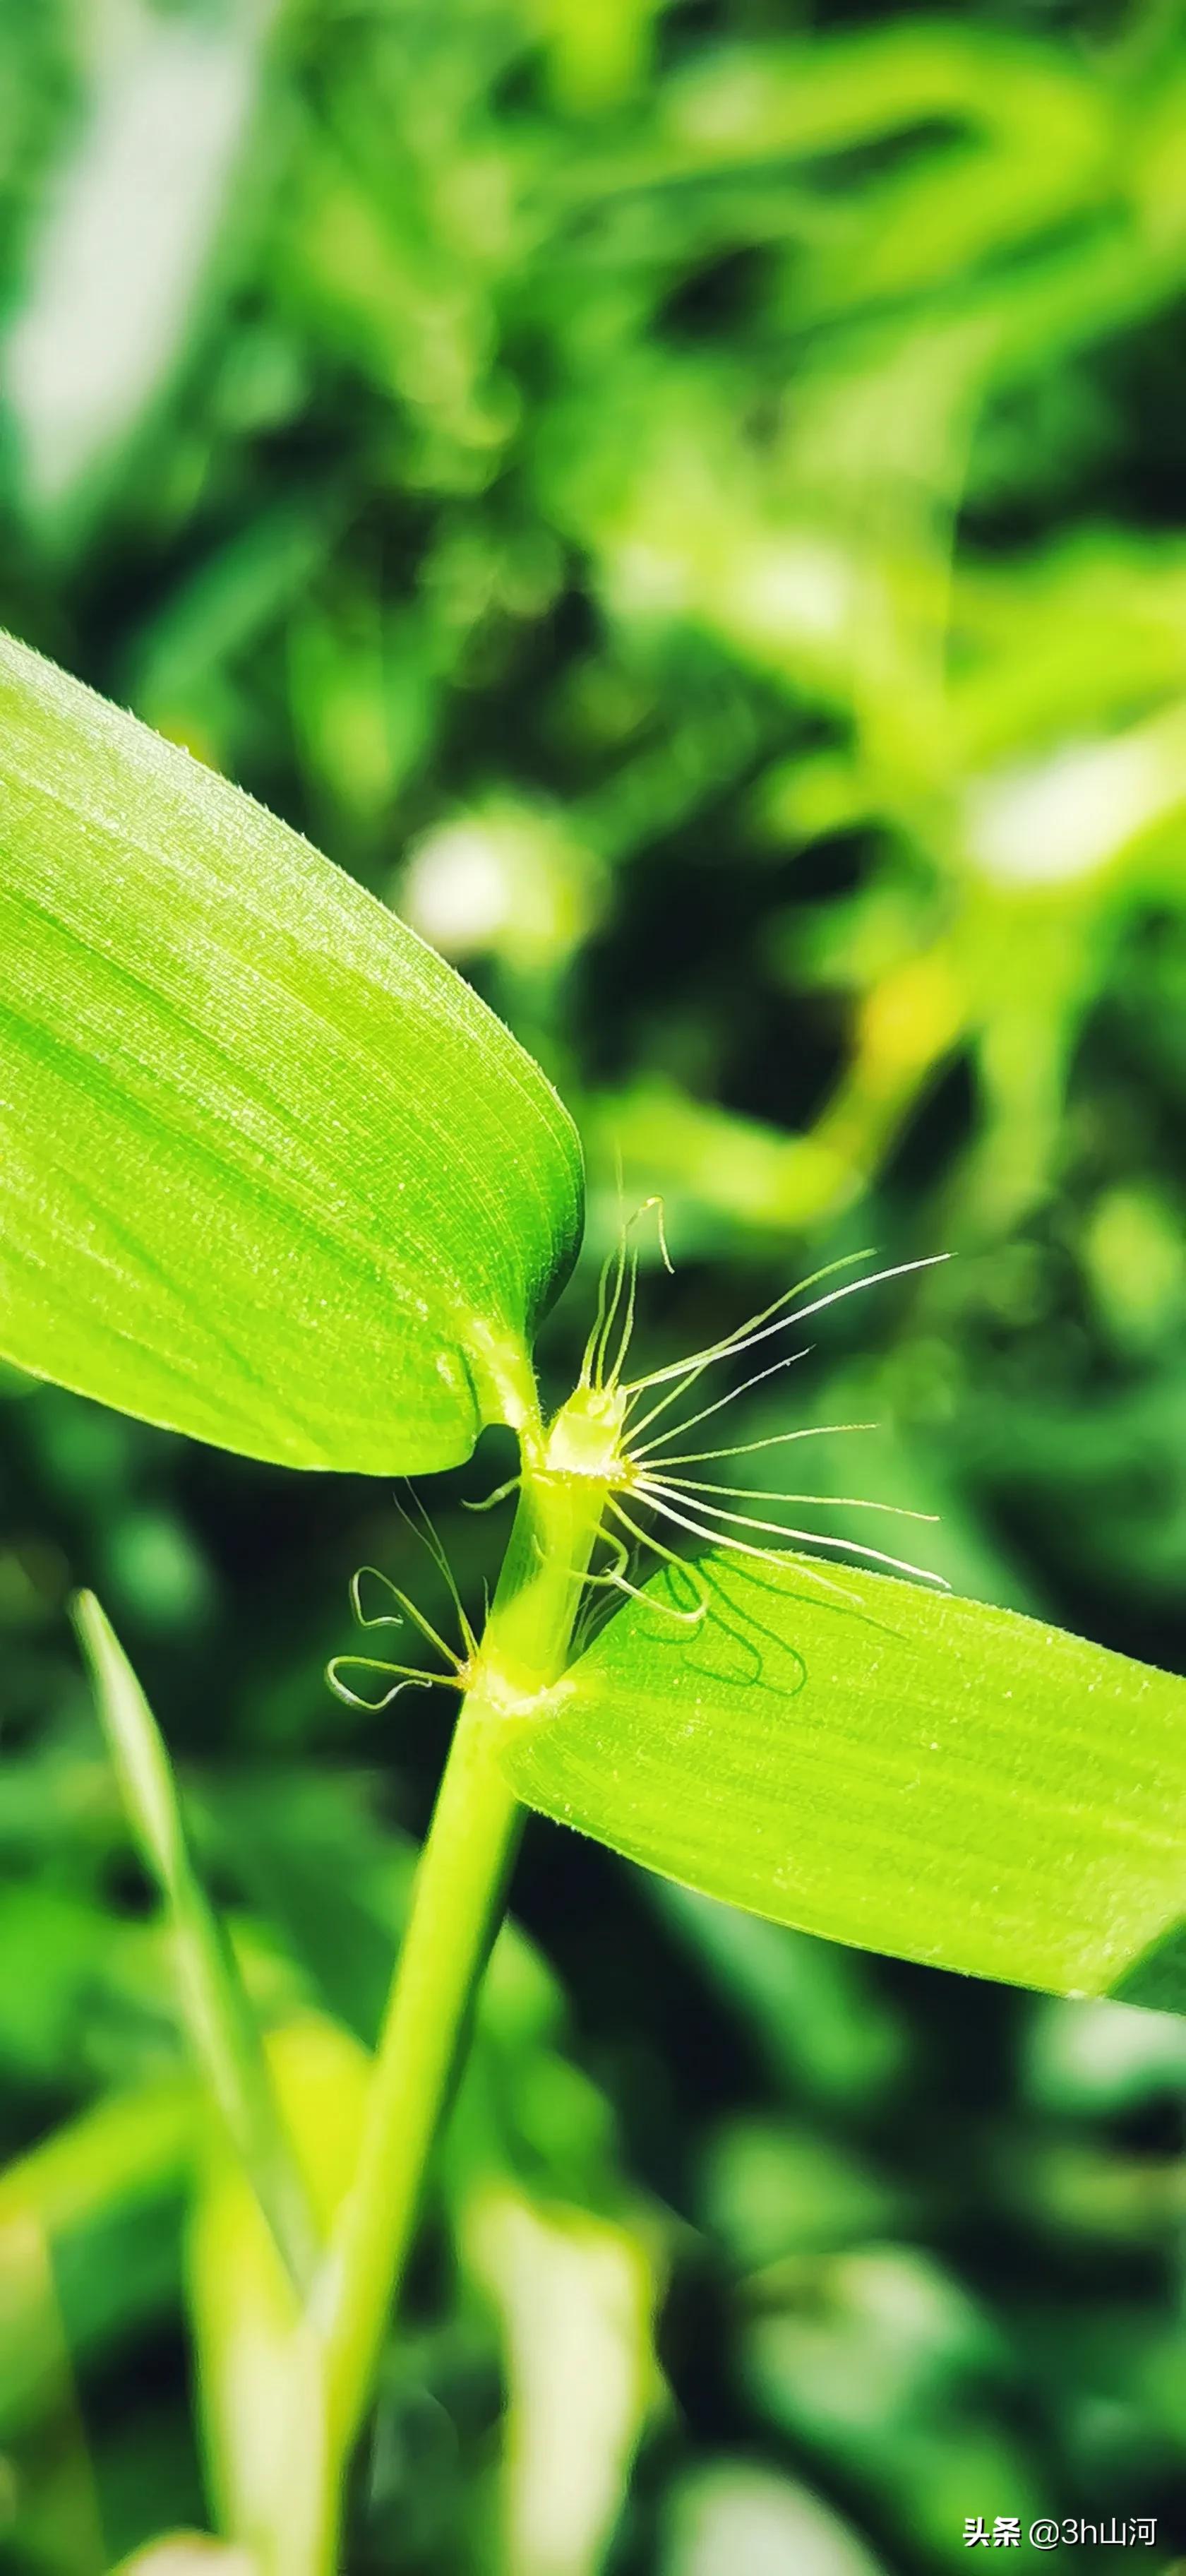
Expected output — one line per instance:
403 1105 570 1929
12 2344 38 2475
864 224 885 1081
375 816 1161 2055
1111 1914 1186 2013
0 631 581 1471
496 1554 1186 2001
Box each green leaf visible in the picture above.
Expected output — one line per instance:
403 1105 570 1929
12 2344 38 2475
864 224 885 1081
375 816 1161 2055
0 631 581 1471
496 1554 1186 2001
74 1590 318 2291
187 2016 371 2561
461 2183 660 2576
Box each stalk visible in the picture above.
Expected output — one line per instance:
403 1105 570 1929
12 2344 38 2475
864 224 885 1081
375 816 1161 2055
304 1423 616 2568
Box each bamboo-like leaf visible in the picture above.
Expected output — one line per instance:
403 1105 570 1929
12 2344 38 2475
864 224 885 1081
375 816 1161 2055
74 1592 318 2289
0 631 581 1472
496 1554 1186 2002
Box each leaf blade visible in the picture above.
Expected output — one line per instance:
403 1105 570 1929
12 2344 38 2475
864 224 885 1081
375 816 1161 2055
73 1590 318 2290
0 631 582 1470
498 1554 1186 2000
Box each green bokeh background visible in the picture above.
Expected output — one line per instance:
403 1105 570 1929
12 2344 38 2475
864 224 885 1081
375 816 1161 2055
3 0 1186 2568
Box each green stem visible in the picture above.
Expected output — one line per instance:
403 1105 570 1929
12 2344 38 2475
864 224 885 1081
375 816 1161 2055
318 1694 522 2455
308 1443 611 2557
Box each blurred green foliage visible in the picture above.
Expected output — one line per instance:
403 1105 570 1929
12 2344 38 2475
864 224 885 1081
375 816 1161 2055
4 0 1186 2566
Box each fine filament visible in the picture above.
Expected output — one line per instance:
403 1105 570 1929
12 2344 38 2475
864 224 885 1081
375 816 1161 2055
327 1486 478 1712
593 1228 948 1605
328 1235 949 1699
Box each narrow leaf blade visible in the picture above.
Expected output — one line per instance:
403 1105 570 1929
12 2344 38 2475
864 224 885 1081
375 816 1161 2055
73 1590 317 2287
0 631 582 1470
498 1554 1186 2001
